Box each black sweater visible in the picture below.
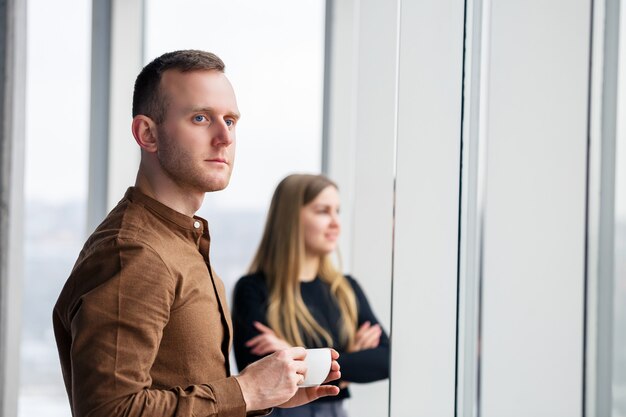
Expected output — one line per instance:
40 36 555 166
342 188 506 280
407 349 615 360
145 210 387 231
231 272 390 401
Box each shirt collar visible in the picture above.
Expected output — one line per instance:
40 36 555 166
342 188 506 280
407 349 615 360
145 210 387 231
124 187 209 234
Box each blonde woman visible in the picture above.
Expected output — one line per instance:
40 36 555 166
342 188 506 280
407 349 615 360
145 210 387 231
232 174 390 417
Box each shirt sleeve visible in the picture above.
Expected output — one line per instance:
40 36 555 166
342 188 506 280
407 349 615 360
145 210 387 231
336 277 390 383
61 238 258 417
231 275 269 372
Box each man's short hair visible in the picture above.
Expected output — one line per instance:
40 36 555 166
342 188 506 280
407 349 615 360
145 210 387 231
132 50 225 123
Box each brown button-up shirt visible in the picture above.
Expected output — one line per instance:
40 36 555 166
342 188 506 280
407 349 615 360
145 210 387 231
53 187 259 417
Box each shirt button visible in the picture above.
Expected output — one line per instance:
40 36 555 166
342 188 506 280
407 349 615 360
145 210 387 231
193 221 201 229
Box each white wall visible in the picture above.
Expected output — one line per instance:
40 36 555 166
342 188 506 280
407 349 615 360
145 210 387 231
328 1 598 416
479 1 589 415
391 0 465 415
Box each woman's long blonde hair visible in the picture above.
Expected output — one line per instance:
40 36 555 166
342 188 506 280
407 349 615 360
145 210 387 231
249 174 358 349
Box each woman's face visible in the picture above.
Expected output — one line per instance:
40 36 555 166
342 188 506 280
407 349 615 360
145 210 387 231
300 185 341 257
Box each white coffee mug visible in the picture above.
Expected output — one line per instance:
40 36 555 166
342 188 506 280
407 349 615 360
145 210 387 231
300 347 332 388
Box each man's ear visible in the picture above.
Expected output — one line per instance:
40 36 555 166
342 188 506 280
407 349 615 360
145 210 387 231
132 115 159 153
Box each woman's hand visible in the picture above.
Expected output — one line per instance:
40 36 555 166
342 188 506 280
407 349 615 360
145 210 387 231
340 321 382 389
246 321 292 356
349 321 382 352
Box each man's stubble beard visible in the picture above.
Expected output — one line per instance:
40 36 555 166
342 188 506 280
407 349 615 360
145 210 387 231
156 127 232 193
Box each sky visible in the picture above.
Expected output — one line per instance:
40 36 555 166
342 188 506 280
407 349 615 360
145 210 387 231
24 0 91 205
24 0 325 212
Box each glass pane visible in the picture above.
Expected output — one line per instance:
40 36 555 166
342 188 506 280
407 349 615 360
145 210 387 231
144 0 325 326
19 1 91 416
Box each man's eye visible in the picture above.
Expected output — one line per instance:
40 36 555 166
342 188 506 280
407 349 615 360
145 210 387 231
225 119 234 127
193 115 207 123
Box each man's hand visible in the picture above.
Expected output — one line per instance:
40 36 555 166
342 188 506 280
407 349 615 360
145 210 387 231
245 322 292 356
278 349 341 409
234 347 341 412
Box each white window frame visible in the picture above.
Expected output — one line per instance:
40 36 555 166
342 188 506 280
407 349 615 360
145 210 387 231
0 1 26 416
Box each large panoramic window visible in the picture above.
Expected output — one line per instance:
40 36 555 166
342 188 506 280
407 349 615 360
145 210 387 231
144 0 326 315
16 1 325 415
18 1 91 416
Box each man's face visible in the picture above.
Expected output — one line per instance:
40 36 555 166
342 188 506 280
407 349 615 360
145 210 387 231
155 69 240 193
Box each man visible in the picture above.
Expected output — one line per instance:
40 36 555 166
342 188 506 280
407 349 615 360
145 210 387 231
53 50 340 417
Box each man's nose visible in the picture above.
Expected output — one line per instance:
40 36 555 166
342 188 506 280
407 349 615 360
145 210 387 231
212 120 233 146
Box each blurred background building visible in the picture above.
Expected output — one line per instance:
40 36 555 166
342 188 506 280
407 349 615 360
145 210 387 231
0 0 624 416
